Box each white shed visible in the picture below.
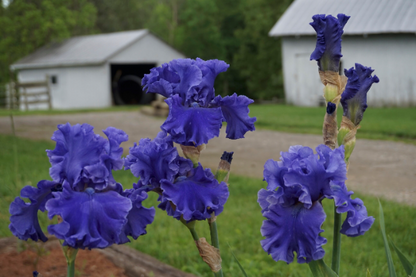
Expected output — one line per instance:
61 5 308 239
269 0 416 107
10 30 185 110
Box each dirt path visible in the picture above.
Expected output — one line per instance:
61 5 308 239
1 110 415 206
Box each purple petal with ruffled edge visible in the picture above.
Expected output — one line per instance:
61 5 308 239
213 93 256 140
283 145 347 207
142 63 180 98
119 189 155 243
160 164 229 221
327 181 374 237
9 180 60 242
47 123 107 189
260 201 327 264
310 14 350 72
162 95 223 146
46 185 132 249
124 131 192 189
341 63 379 126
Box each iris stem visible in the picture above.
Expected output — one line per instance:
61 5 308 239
209 219 223 277
331 204 342 275
189 227 199 241
67 259 75 277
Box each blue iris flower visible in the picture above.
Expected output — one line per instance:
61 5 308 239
341 63 379 126
141 58 256 146
310 14 350 72
125 131 229 222
9 123 155 249
258 145 374 263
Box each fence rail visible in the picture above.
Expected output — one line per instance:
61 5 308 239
6 77 52 110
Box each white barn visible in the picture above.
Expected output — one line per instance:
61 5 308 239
269 0 416 107
10 30 185 110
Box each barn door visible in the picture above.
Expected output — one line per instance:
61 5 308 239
295 53 323 106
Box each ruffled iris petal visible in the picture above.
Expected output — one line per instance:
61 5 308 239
9 180 60 242
341 63 380 125
213 93 256 140
46 186 132 249
327 181 375 237
119 189 155 243
310 14 350 72
124 131 191 189
260 201 327 264
160 165 229 221
162 95 223 146
47 123 107 188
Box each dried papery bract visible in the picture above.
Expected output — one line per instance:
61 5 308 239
195 237 222 273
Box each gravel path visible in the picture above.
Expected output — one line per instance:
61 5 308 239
1 110 415 206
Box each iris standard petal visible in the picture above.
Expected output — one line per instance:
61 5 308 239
47 123 107 188
119 189 155 243
260 201 327 264
310 14 350 72
160 165 229 221
162 95 223 146
102 127 128 171
213 93 256 140
341 63 380 126
46 186 132 249
9 180 60 242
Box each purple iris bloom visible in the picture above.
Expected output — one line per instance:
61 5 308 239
125 131 229 221
310 14 350 72
341 63 379 126
142 58 256 146
9 123 155 249
258 145 374 263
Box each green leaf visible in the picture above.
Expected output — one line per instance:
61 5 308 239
227 243 248 277
379 200 397 277
411 263 416 277
389 236 414 275
366 268 372 277
308 259 339 277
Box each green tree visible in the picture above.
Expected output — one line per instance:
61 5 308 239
234 0 293 100
0 0 96 84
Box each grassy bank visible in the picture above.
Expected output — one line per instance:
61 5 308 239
1 134 415 276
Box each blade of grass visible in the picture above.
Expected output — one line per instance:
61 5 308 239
227 243 248 277
389 236 413 275
379 200 397 277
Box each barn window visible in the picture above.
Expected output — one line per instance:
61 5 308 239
51 75 58 84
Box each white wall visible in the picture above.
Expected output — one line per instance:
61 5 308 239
17 64 111 110
281 34 416 107
108 33 186 66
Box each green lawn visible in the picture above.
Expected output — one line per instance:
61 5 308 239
249 104 416 144
1 134 415 276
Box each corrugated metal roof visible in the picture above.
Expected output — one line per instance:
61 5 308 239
11 29 149 70
269 0 416 37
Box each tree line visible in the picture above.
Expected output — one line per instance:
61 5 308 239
0 0 293 101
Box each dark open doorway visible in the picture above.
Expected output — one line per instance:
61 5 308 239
110 63 156 105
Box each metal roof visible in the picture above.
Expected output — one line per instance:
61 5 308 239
11 29 149 70
269 0 416 37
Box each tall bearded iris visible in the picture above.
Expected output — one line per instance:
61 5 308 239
141 58 256 146
9 123 155 249
258 145 374 263
310 14 350 72
125 131 229 222
341 63 380 126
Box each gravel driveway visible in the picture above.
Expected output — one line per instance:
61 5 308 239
1 110 415 206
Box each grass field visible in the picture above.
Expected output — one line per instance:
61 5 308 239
1 134 415 276
1 103 415 144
